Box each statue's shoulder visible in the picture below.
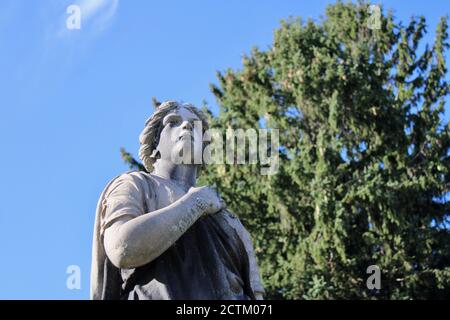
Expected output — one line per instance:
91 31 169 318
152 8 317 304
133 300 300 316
100 171 159 213
114 170 151 180
102 170 157 196
107 170 156 184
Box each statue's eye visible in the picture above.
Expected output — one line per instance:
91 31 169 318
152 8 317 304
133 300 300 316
164 115 181 127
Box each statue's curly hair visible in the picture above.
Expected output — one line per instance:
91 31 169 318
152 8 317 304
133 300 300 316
138 100 209 172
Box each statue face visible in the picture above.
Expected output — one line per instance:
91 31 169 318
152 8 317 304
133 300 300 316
156 106 203 165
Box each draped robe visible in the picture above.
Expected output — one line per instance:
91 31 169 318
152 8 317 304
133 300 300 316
90 171 264 300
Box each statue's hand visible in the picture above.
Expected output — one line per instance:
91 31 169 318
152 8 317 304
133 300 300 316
187 186 226 215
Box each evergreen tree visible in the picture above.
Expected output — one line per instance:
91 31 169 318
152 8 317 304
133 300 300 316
123 1 450 299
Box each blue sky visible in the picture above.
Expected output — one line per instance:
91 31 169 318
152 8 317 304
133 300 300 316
0 0 448 299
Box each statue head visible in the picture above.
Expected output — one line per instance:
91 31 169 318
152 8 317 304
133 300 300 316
139 101 209 172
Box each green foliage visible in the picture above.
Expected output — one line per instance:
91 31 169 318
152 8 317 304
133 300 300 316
120 147 146 172
122 1 450 299
203 1 450 299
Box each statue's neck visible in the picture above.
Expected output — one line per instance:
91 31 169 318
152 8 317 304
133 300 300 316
152 159 197 191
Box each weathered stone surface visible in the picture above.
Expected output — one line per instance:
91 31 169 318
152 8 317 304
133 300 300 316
91 101 264 300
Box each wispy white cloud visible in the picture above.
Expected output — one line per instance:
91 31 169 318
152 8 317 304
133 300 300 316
77 0 119 28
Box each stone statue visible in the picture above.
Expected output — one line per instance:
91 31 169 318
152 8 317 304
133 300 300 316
90 101 265 300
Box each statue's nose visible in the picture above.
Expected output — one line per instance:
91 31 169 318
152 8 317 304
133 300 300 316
181 120 193 131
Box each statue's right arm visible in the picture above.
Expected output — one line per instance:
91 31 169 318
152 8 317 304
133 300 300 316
103 185 223 269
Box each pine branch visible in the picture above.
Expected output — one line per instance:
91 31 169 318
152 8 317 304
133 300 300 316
120 147 146 172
